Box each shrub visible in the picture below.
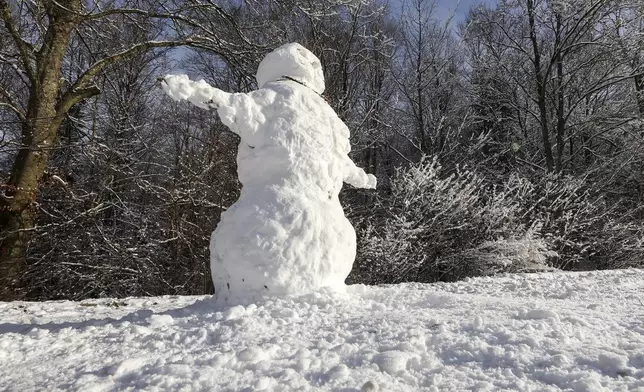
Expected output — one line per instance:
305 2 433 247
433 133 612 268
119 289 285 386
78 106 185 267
350 156 644 285
350 157 554 284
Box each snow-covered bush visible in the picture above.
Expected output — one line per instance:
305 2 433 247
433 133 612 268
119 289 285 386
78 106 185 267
438 224 557 277
350 157 554 284
350 156 644 285
511 174 641 270
516 174 597 268
594 219 644 269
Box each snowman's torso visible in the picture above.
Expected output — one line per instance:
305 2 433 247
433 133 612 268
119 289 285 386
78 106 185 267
211 81 357 302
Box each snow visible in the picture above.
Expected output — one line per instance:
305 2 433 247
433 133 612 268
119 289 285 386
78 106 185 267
1 269 643 391
256 42 325 95
161 43 376 304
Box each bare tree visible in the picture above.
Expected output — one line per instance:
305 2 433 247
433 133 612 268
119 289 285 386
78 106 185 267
392 0 466 160
607 2 644 117
463 0 640 173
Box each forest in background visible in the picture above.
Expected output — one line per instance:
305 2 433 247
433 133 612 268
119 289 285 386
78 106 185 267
0 0 643 300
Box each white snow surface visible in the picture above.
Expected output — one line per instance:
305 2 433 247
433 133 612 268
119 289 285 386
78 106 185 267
1 269 643 391
161 43 376 303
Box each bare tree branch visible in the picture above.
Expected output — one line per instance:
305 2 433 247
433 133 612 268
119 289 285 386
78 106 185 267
0 0 36 83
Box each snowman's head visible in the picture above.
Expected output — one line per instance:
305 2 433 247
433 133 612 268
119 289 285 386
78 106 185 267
256 43 325 94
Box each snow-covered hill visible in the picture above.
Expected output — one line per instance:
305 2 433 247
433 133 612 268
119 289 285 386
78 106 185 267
1 269 643 391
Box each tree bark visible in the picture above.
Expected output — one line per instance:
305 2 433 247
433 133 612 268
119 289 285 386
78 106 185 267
554 13 565 173
527 0 554 172
0 0 78 299
413 0 430 155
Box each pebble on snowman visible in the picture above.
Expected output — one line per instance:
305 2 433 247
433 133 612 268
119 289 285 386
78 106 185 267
161 43 376 303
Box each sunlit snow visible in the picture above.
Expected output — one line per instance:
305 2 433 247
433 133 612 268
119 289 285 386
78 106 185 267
1 269 643 391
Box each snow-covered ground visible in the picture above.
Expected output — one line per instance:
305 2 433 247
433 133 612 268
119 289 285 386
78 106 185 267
1 269 643 392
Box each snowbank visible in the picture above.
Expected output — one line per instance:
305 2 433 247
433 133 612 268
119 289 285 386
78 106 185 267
1 269 643 391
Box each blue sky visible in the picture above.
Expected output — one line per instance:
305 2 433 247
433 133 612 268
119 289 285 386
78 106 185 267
438 0 494 22
393 0 495 25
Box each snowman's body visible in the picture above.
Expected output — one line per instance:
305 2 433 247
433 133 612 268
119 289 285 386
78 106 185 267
162 43 375 303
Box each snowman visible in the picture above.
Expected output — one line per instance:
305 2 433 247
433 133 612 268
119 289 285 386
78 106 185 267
161 43 376 303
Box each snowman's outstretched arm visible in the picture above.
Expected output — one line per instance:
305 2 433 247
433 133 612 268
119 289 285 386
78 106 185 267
160 74 261 144
343 157 377 189
160 74 231 110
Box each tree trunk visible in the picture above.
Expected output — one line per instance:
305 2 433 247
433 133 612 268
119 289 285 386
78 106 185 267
527 0 554 172
0 1 77 300
0 120 62 299
554 14 565 173
415 1 429 155
416 59 428 154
